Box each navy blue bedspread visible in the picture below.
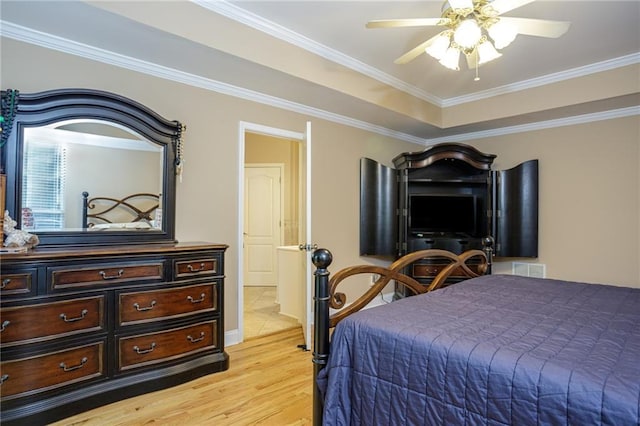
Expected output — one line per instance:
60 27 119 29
318 275 640 425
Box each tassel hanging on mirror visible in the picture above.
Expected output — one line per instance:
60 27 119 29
1 89 20 149
174 122 186 183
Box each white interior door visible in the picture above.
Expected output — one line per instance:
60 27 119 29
299 121 313 350
244 165 283 286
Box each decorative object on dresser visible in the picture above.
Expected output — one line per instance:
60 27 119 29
0 88 228 426
2 210 39 251
360 143 538 295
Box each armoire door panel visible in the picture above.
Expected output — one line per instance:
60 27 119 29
495 159 539 257
359 158 398 258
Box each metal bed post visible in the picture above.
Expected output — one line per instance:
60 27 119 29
311 248 332 426
81 191 89 229
483 236 494 274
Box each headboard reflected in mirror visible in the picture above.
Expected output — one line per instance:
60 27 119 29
82 191 161 230
0 88 184 248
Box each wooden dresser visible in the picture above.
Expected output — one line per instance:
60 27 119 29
0 242 228 425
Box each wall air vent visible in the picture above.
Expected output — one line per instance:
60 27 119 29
513 262 546 278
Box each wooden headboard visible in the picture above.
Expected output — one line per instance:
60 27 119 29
81 191 160 229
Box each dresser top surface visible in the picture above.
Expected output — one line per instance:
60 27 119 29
0 241 228 261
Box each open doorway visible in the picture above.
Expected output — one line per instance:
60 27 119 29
243 131 301 339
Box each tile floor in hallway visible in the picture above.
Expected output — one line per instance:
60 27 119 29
244 286 301 339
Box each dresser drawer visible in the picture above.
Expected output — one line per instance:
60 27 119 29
0 269 36 297
118 321 218 371
118 283 218 326
0 341 105 400
1 296 105 346
50 261 164 290
174 256 220 279
412 262 482 279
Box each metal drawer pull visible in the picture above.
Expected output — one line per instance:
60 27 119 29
1 320 10 332
187 263 206 272
133 343 156 354
1 278 10 289
1 374 9 384
187 293 206 304
133 300 157 311
60 309 89 322
60 357 88 372
187 332 205 343
99 269 124 280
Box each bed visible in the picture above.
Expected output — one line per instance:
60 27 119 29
311 248 640 425
81 191 160 230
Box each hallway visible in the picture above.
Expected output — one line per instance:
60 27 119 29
243 286 300 339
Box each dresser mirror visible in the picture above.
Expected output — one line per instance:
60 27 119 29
1 88 182 248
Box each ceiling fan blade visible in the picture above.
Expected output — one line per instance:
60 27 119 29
483 0 535 16
500 17 571 38
394 35 439 64
366 18 448 29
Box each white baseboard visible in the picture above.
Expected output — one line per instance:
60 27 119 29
225 329 241 346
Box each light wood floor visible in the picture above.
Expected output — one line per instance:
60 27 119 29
52 327 312 426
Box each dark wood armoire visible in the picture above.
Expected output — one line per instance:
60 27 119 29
360 143 538 294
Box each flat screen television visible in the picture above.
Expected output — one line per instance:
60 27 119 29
409 194 477 236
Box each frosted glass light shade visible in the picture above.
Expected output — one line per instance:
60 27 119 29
439 47 461 70
488 20 518 49
447 0 473 10
425 33 451 60
454 19 481 49
477 40 502 64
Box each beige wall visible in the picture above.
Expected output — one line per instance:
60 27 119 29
3 37 639 340
470 116 640 288
1 38 420 334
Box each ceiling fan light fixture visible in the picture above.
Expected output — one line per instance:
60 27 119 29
488 19 518 49
454 19 482 49
447 0 474 15
439 47 461 70
425 33 451 60
368 0 571 79
477 39 502 64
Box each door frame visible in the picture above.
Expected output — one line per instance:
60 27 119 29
237 121 306 343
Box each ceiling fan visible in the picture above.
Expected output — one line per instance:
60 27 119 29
366 0 570 73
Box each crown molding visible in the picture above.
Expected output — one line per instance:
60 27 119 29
191 0 640 110
0 21 425 145
1 21 637 148
192 0 442 106
423 105 640 144
442 53 640 107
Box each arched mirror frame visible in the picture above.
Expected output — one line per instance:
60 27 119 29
1 88 182 248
